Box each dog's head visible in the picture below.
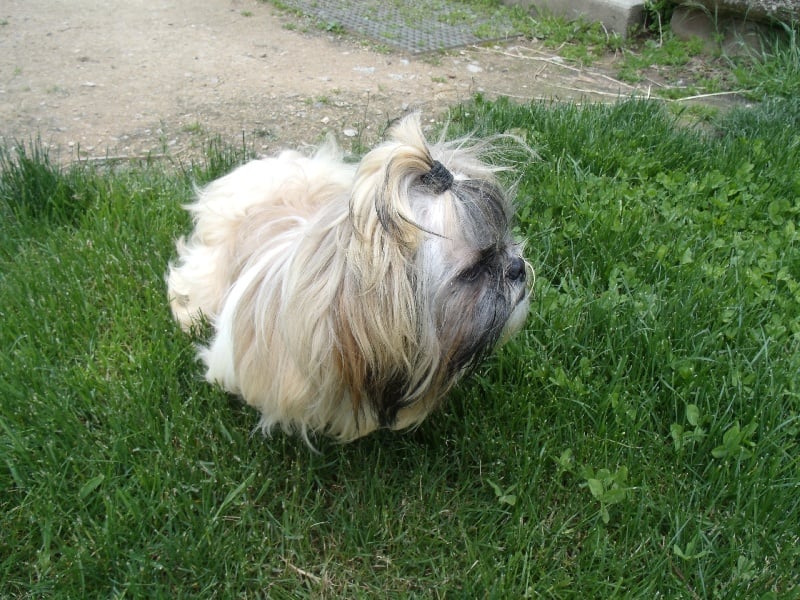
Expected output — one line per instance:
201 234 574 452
336 114 531 431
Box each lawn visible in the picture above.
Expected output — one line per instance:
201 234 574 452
2 96 799 597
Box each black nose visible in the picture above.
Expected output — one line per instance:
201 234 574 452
507 257 526 282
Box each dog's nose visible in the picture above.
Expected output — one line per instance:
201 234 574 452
507 257 526 282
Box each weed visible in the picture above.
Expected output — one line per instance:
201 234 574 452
181 122 205 135
731 21 800 99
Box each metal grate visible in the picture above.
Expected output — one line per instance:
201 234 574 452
279 0 516 53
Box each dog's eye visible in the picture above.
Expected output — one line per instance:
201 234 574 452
458 264 484 282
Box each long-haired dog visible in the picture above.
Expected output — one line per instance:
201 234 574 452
167 113 530 443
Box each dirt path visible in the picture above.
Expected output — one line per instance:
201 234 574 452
1 0 649 163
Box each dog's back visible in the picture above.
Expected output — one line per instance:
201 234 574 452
167 147 354 329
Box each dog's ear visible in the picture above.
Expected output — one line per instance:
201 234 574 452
332 114 450 428
349 113 441 250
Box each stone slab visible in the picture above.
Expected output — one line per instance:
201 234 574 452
678 0 800 24
671 5 775 56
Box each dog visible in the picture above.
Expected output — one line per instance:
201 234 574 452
167 113 530 443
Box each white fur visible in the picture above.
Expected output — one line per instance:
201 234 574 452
167 114 530 443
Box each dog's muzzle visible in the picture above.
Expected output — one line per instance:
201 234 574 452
507 257 526 282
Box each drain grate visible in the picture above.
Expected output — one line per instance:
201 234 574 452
279 0 517 53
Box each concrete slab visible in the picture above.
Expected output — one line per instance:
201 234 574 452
503 0 645 37
681 0 800 23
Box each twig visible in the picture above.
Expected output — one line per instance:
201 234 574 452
286 562 322 584
81 153 166 164
480 46 584 73
643 75 669 89
597 72 638 90
669 90 751 102
480 44 642 93
546 84 649 98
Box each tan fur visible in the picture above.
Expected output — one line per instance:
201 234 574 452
167 114 530 443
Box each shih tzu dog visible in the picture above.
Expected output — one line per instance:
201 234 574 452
167 113 530 443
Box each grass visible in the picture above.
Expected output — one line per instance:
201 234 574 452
731 22 800 100
2 95 800 597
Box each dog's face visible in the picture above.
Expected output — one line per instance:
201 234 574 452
342 121 531 430
415 177 529 376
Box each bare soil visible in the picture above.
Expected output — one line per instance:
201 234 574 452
1 0 678 163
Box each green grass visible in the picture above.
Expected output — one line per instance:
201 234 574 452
464 0 800 104
2 97 800 597
731 22 800 100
